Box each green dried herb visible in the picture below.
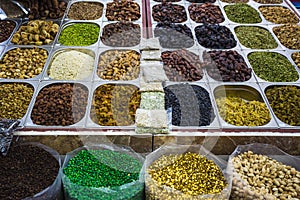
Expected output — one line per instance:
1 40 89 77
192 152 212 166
235 26 278 49
225 4 262 24
248 52 299 82
265 86 300 126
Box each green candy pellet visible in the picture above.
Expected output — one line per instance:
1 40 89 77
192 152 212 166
63 149 144 200
59 23 100 46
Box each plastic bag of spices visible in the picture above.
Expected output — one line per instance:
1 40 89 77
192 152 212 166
228 143 300 200
144 144 232 200
0 142 63 200
62 144 145 200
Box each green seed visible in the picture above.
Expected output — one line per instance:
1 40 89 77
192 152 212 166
248 52 299 82
225 3 262 24
235 26 278 49
59 23 100 46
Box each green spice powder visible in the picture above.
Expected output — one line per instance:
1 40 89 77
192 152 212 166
59 23 99 46
235 26 278 49
64 149 142 188
225 3 262 24
248 52 299 82
265 86 300 126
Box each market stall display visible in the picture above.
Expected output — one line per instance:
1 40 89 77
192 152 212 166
0 0 300 198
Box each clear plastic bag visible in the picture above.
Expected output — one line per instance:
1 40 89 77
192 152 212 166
62 144 145 200
228 143 300 200
143 144 232 200
1 142 63 200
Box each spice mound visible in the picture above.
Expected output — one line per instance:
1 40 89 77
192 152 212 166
67 2 104 20
58 23 100 46
225 3 262 24
0 83 34 120
248 52 299 82
63 149 143 199
216 97 271 126
147 152 227 199
231 151 300 199
11 20 59 45
265 86 300 126
48 50 94 80
0 144 59 200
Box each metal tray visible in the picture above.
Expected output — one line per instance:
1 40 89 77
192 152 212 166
0 45 53 81
162 81 221 129
0 18 21 46
25 80 92 129
243 49 300 83
64 0 105 22
99 21 142 48
203 49 258 83
94 47 141 82
56 21 102 47
0 80 39 127
259 82 300 129
86 81 140 129
42 46 97 82
210 83 279 129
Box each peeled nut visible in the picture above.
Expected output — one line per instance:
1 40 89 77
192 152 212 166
231 151 300 200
